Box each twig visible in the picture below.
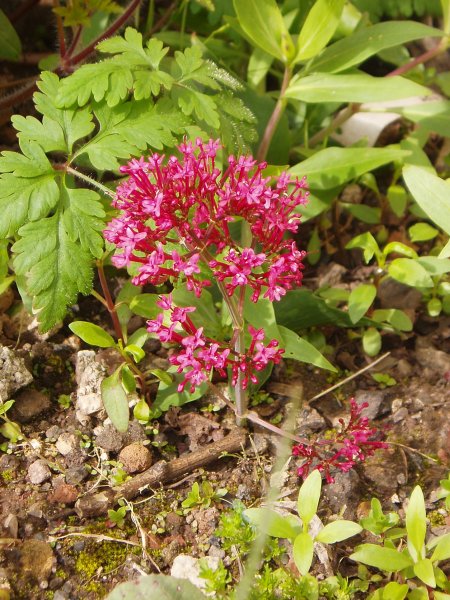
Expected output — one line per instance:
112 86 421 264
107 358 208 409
388 441 439 463
50 531 142 547
308 352 391 402
387 41 447 78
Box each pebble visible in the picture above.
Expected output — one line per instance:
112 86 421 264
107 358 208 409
65 466 88 485
392 407 409 423
49 483 78 505
75 350 106 418
55 433 79 456
118 443 153 474
354 390 386 420
0 345 33 402
28 459 51 485
46 425 63 441
10 389 50 423
20 540 54 583
170 555 221 591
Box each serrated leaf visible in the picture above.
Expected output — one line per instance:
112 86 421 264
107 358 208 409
349 544 413 571
63 187 106 258
315 520 362 543
286 73 431 104
293 532 314 575
69 321 115 347
101 367 129 433
173 87 220 129
348 284 377 324
12 211 93 331
297 469 322 529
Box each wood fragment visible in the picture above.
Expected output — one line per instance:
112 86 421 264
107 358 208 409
75 428 247 518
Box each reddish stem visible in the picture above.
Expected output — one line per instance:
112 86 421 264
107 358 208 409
96 260 124 343
387 43 445 78
65 25 83 58
8 0 40 23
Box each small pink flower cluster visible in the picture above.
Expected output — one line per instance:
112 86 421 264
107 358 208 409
104 138 308 302
292 399 388 483
148 294 284 392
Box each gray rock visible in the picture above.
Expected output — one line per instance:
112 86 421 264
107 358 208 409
11 389 50 423
0 345 33 403
28 459 51 485
378 278 422 310
415 338 450 375
296 406 326 433
392 407 409 423
75 350 106 418
170 555 220 591
55 433 79 456
65 466 88 485
94 424 123 452
354 390 386 420
46 425 63 441
323 470 361 518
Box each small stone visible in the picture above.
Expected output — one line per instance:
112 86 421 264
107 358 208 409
53 591 68 600
65 466 88 485
122 419 148 445
171 555 220 591
55 433 79 456
296 406 326 433
118 443 153 474
378 278 422 310
49 577 64 591
323 470 361 519
391 398 403 413
161 539 184 567
46 425 62 441
49 483 78 505
165 512 183 533
415 339 450 375
354 389 386 420
72 540 85 552
4 514 18 538
28 459 51 484
21 540 54 583
10 389 50 423
392 407 408 423
0 345 33 403
248 433 269 455
75 350 106 418
95 424 123 453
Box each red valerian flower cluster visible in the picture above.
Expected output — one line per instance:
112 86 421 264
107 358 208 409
104 138 308 303
149 294 284 392
292 399 388 483
104 138 309 393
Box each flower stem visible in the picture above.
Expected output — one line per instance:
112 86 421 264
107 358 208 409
96 260 124 344
256 66 292 162
65 166 115 198
234 329 247 425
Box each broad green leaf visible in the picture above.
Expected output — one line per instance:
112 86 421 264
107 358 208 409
0 9 21 60
406 485 426 562
400 101 450 138
428 297 442 317
105 574 208 600
297 469 322 528
130 293 160 319
440 239 450 259
413 558 436 588
247 47 274 87
316 520 362 544
379 582 408 600
295 0 344 62
345 232 381 264
244 508 301 539
278 325 336 372
387 184 408 217
13 212 93 331
417 256 450 276
434 593 450 600
133 397 150 422
148 369 172 385
290 147 408 191
244 293 280 341
430 533 450 562
121 365 136 394
124 344 145 363
403 166 450 236
388 259 434 288
372 309 412 332
342 204 381 225
293 532 314 575
408 223 439 242
69 321 115 347
152 368 208 418
101 367 129 433
349 544 413 571
307 21 443 74
233 0 294 62
172 287 223 340
383 242 417 259
408 589 432 600
348 284 377 324
363 327 381 357
441 0 450 34
285 73 431 104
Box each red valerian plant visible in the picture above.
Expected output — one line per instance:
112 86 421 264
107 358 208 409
292 399 388 483
104 138 308 419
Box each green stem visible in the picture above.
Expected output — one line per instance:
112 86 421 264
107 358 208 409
65 166 115 198
234 329 247 425
256 66 292 162
309 102 360 147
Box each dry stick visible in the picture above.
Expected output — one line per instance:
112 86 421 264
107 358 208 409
75 428 247 518
308 351 391 403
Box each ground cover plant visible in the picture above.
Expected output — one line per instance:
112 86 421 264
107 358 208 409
0 0 449 598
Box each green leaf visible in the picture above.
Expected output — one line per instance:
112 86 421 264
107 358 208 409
430 533 450 562
285 73 431 104
244 293 280 341
406 485 426 562
409 223 439 242
105 574 208 600
417 256 450 276
383 242 417 260
0 143 59 238
442 0 450 34
363 327 382 357
293 532 314 575
408 589 432 600
69 321 115 347
133 397 150 422
244 508 301 539
101 367 129 433
130 294 161 319
152 369 208 418
12 211 93 331
342 204 381 224
349 544 413 571
148 369 172 385
379 582 409 600
63 187 106 258
278 325 336 372
345 232 381 264
372 309 413 332
428 297 442 317
403 166 450 236
439 239 450 259
290 147 408 191
348 284 377 324
233 0 294 62
0 9 21 60
315 520 362 544
297 469 322 529
295 0 344 62
172 287 223 340
307 21 443 74
400 100 450 139
124 344 145 363
121 365 136 394
413 558 436 588
388 259 434 288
